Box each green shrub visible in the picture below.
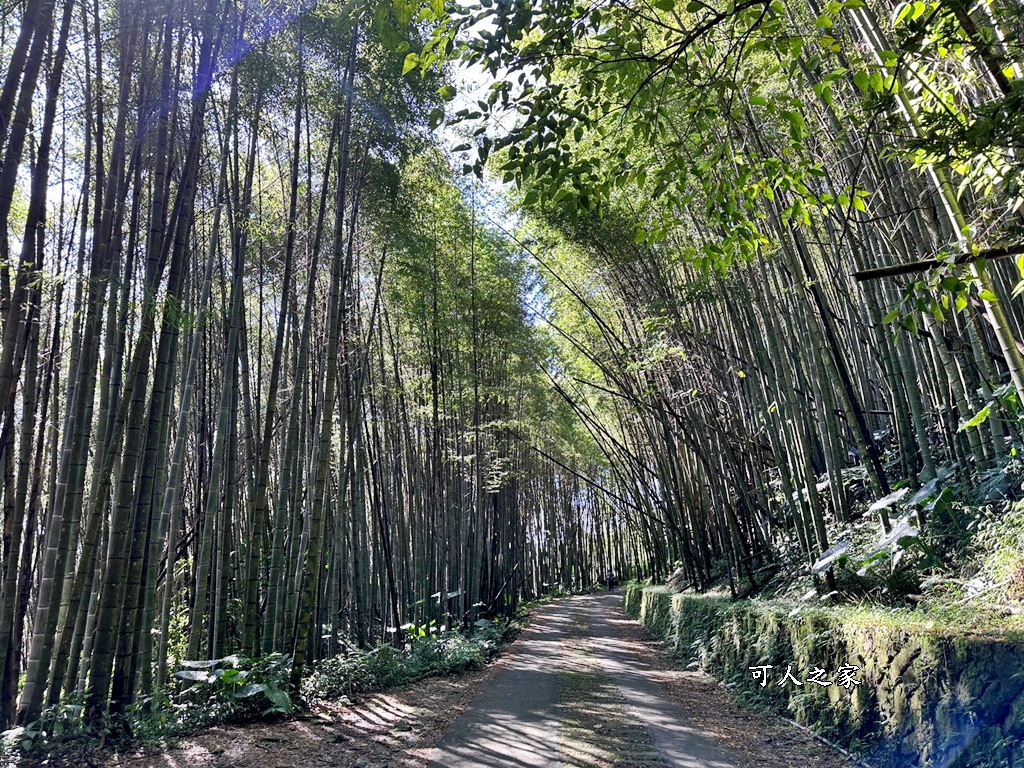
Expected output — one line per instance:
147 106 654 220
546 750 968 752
302 618 507 702
301 649 375 700
3 619 512 758
170 652 294 730
1 695 93 756
1 654 295 758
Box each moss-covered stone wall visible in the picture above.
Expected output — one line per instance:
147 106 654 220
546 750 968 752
624 584 1024 767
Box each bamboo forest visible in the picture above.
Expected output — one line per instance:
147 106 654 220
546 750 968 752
1 0 1024 764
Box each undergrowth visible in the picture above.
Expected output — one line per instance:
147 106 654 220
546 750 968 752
0 653 296 763
664 453 1024 638
1 618 513 764
765 457 1024 629
302 617 508 701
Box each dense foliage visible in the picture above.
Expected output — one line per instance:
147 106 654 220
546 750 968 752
3 0 1024 753
405 0 1024 601
0 0 629 745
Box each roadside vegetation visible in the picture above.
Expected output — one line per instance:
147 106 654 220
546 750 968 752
2 0 1024 762
2 618 513 761
662 461 1024 636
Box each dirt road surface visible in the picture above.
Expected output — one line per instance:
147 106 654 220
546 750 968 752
77 592 854 768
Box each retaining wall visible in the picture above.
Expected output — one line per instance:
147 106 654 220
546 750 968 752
624 584 1024 767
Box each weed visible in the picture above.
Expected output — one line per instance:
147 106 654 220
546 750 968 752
302 618 508 702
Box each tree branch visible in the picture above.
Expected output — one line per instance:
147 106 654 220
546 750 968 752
852 244 1024 282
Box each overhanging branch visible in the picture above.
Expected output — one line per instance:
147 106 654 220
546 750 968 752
852 244 1024 282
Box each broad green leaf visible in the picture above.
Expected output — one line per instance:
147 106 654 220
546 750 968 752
392 0 416 25
262 686 294 714
780 110 805 142
174 670 213 683
959 401 992 431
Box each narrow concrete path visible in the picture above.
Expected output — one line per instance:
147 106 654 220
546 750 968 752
426 599 573 767
428 591 745 768
583 591 740 768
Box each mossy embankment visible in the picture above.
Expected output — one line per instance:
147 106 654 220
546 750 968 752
625 583 1024 768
